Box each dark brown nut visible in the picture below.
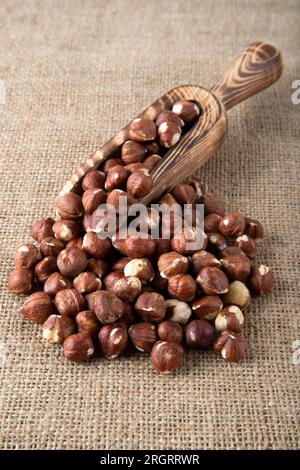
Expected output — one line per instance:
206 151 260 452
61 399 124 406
103 271 124 291
55 288 85 317
93 290 125 324
219 211 246 237
63 332 94 362
143 154 162 170
105 165 129 191
196 267 229 295
44 272 72 296
34 256 57 284
124 162 148 174
121 140 146 165
99 323 128 359
165 299 192 324
82 188 107 214
128 322 157 352
87 258 109 278
40 237 65 257
168 274 196 302
145 141 160 155
172 100 200 123
21 292 53 324
129 117 157 142
124 235 156 258
135 292 166 322
219 246 245 258
207 232 227 252
111 257 131 273
42 314 75 344
244 217 264 239
124 258 154 284
214 329 247 362
82 232 112 259
53 219 81 242
114 276 142 303
85 291 98 310
82 170 106 190
170 184 196 205
158 321 183 344
159 122 182 148
127 170 153 198
204 213 222 232
106 189 136 212
31 218 55 242
185 319 214 349
75 310 101 337
155 238 172 256
234 235 256 259
172 227 207 255
102 158 123 174
57 247 87 277
156 110 184 128
118 303 136 327
151 341 184 373
14 243 41 269
157 252 189 279
223 281 251 310
192 295 223 320
73 271 102 294
220 254 251 281
249 264 274 295
7 267 33 294
66 237 83 250
215 305 244 333
191 250 221 274
151 271 168 293
202 192 225 216
56 192 83 220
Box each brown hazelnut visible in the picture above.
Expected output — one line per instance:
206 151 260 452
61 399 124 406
191 250 221 274
34 256 58 284
143 154 162 170
103 271 124 291
40 237 65 257
127 170 153 198
159 122 182 148
102 158 123 174
185 319 214 349
223 281 251 310
157 252 189 279
202 192 225 216
214 329 247 362
170 184 196 205
66 237 83 250
85 291 98 310
55 288 85 317
128 322 157 352
7 267 33 294
57 247 87 277
75 310 100 337
219 246 245 258
99 323 128 359
106 189 136 212
249 264 274 295
158 321 183 344
56 192 83 220
105 165 129 191
124 234 156 258
172 100 200 123
172 227 207 255
145 141 160 155
220 254 251 281
244 217 264 238
73 271 102 294
44 272 72 296
168 274 196 302
114 276 142 303
215 305 244 333
93 290 125 324
82 188 107 214
124 163 148 174
87 258 109 278
14 243 41 269
42 314 75 344
219 211 246 237
111 257 131 273
165 299 192 324
204 213 222 232
82 170 106 190
121 140 145 165
192 295 223 320
129 117 157 142
82 232 111 259
21 292 53 324
234 235 256 259
207 232 227 252
63 332 94 362
53 219 81 242
31 217 55 242
196 267 229 295
135 292 166 322
151 341 184 373
124 258 154 284
155 238 172 256
156 110 184 128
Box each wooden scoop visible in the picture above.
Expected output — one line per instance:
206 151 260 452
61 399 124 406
60 41 283 203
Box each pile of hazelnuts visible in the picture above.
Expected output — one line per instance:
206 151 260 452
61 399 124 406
7 99 274 373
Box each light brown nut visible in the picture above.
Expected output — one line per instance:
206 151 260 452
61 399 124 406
172 100 200 123
165 299 192 325
14 243 41 269
44 272 72 296
159 122 182 148
82 188 107 214
7 267 33 294
21 292 53 324
214 329 247 362
56 192 83 220
156 110 184 128
157 252 189 279
34 256 58 284
151 341 184 373
114 276 142 303
127 170 153 198
31 218 55 242
124 258 154 284
73 272 102 294
75 310 101 338
219 211 246 237
105 165 129 191
223 281 251 310
82 232 112 259
215 305 244 333
40 237 65 257
129 117 157 142
93 290 125 324
57 247 88 277
55 288 85 317
81 170 106 190
53 219 81 242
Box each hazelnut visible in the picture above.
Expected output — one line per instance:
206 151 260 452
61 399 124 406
121 140 145 165
158 321 183 344
106 189 136 212
220 254 251 281
249 264 274 295
172 100 200 123
127 170 153 198
114 276 142 303
44 272 72 296
215 305 244 333
191 250 221 274
170 184 196 205
168 274 196 302
185 319 214 349
105 165 129 191
207 232 227 253
234 234 256 259
219 246 245 258
87 258 109 278
143 154 162 170
75 310 101 337
202 192 225 216
111 257 131 273
155 238 172 256
57 247 87 277
31 217 55 242
14 243 41 269
151 271 168 293
223 281 251 310
93 290 125 324
7 267 33 294
55 288 85 317
63 332 94 362
56 192 83 220
196 267 229 295
21 292 53 324
192 295 223 320
244 217 264 238
204 213 222 232
53 219 81 241
156 110 184 128
73 271 102 294
34 256 58 284
125 163 148 173
99 323 128 359
42 314 75 344
82 188 107 214
128 322 157 352
219 211 246 237
165 299 192 324
159 122 182 148
124 258 154 284
129 117 157 142
102 158 123 174
103 271 124 291
81 170 106 190
144 141 160 155
82 232 111 259
172 227 207 255
124 234 156 258
151 341 184 373
85 291 98 310
40 237 65 257
135 292 166 322
214 329 247 362
157 252 189 279
66 237 83 250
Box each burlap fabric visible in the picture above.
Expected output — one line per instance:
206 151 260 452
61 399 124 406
0 0 299 450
